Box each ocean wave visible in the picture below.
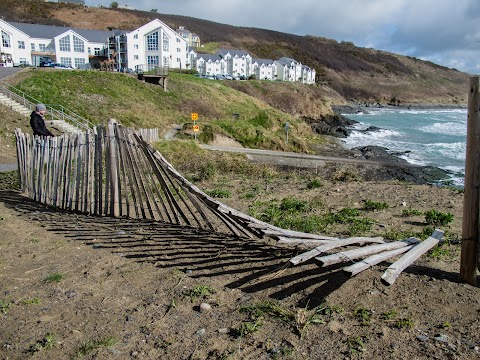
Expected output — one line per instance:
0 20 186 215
419 122 466 136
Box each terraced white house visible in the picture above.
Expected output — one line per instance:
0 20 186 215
0 17 316 84
0 19 111 68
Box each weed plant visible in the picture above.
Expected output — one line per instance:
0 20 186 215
424 209 454 226
28 334 56 353
72 336 117 358
184 285 215 303
42 273 64 284
363 199 389 211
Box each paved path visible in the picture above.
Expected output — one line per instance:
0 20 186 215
200 144 420 169
0 67 22 79
0 163 17 172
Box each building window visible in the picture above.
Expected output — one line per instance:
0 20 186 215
73 35 84 53
134 44 138 49
176 58 181 63
163 56 169 66
31 43 35 51
94 48 101 56
147 55 159 70
177 48 181 52
88 47 91 55
133 34 138 39
147 31 158 51
19 58 27 65
18 41 25 49
1 31 11 48
134 55 139 60
60 57 72 67
177 38 181 42
74 58 85 69
163 34 169 51
39 44 46 52
59 35 71 52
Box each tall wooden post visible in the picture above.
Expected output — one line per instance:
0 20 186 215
461 76 480 286
108 119 120 217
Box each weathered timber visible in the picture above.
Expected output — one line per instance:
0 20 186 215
315 238 420 267
381 229 444 285
461 76 480 285
343 245 416 276
290 237 385 265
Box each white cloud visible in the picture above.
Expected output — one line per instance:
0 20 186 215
85 0 480 74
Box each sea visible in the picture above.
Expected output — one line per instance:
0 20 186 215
340 107 467 187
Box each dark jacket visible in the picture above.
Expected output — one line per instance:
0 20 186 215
30 111 53 136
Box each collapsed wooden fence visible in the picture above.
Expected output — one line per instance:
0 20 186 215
14 121 444 285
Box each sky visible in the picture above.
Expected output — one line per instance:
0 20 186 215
85 0 480 74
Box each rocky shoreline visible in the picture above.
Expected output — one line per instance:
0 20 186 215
305 106 456 186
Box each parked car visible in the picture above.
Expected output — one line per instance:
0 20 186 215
224 74 234 80
215 74 226 80
204 74 216 80
119 67 134 74
53 63 73 69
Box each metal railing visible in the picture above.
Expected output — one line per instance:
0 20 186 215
0 79 94 131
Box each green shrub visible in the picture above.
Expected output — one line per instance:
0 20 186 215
307 179 323 189
402 208 423 217
363 199 389 211
424 210 454 226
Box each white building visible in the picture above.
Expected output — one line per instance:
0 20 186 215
0 19 111 68
191 49 316 84
125 19 189 72
252 58 276 80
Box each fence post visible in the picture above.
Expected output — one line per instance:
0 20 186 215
108 119 120 216
461 76 480 285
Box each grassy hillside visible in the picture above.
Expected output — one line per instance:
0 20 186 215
0 0 470 106
8 68 331 152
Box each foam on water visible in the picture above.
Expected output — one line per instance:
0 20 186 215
342 107 467 185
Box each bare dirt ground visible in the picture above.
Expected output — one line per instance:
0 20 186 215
1 153 479 359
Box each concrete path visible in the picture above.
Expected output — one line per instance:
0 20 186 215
0 163 17 173
0 67 22 79
199 144 420 169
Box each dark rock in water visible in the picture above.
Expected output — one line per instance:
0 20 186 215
351 145 408 163
350 146 451 184
304 114 358 138
362 126 382 132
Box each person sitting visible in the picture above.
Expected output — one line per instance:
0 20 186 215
30 103 54 137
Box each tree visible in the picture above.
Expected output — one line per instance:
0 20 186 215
110 2 118 8
150 9 158 13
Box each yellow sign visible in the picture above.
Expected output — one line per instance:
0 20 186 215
191 113 198 121
193 125 200 132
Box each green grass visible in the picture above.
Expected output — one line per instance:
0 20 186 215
22 298 41 305
0 299 12 314
353 307 372 326
183 285 216 303
42 272 64 284
402 208 423 217
72 336 117 358
205 189 231 198
14 70 308 152
363 199 389 211
28 334 56 353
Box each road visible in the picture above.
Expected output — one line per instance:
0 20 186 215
199 144 419 169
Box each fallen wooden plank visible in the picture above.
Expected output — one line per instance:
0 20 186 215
315 238 420 267
278 237 334 246
343 244 416 276
381 229 444 285
262 230 339 241
290 237 385 265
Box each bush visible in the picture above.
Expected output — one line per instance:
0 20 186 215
424 210 454 226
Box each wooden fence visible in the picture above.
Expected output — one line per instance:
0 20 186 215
14 121 445 285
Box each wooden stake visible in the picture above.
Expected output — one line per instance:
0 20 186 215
461 76 480 286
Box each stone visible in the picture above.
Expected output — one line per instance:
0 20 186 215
196 328 206 337
199 302 212 312
416 335 429 342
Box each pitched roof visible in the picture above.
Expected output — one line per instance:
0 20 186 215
197 54 222 62
6 21 113 43
252 58 275 65
276 57 299 65
217 48 250 58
